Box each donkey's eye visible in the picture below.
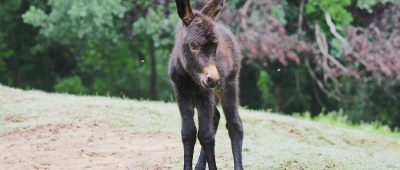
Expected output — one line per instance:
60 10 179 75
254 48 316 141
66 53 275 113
189 43 200 51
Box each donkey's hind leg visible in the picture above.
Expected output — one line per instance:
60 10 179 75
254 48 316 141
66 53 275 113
195 106 220 170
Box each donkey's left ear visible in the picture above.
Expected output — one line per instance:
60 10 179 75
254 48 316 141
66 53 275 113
175 0 194 26
201 0 224 20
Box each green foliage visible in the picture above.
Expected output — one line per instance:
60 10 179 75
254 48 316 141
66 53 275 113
271 1 287 25
0 0 54 89
54 76 86 94
22 0 136 97
225 0 247 9
255 63 314 114
77 40 139 97
306 0 353 27
22 0 127 43
132 4 179 100
0 50 13 70
357 0 395 13
133 5 179 48
340 79 400 129
257 70 274 108
21 0 179 100
329 38 343 58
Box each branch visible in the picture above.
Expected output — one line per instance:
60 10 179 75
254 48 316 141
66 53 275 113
325 13 349 48
315 24 349 73
297 0 305 37
239 0 252 29
305 58 340 100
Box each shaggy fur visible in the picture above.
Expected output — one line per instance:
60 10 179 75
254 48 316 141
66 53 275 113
168 0 243 169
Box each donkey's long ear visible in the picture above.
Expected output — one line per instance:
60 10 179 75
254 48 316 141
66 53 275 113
175 0 194 26
201 0 224 20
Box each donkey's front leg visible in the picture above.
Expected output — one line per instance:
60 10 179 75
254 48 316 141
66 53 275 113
221 80 243 170
176 91 197 170
196 92 217 170
195 106 220 170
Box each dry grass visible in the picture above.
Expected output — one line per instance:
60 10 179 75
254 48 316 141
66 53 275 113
0 85 399 169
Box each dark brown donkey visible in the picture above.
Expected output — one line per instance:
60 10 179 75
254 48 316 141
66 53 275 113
168 0 243 169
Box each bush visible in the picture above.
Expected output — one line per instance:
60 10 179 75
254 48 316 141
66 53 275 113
54 76 86 94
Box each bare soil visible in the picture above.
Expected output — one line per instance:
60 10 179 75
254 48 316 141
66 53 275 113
0 120 181 170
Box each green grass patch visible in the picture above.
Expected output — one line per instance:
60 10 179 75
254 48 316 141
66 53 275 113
293 110 400 139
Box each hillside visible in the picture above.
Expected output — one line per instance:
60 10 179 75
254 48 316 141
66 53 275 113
0 85 399 169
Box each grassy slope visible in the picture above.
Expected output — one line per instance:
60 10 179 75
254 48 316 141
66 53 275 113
0 85 399 169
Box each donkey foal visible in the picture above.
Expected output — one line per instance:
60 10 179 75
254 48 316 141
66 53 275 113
168 0 243 169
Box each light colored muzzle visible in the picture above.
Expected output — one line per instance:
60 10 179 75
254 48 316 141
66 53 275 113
199 64 220 88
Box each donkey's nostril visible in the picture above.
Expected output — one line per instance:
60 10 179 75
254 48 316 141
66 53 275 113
207 77 213 84
205 76 219 88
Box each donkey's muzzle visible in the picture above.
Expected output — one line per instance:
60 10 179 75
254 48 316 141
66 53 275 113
201 64 220 88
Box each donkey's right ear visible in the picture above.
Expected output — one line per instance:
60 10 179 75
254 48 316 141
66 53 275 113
201 0 224 20
175 0 194 26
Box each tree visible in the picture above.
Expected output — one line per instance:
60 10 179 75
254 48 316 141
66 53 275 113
22 0 178 100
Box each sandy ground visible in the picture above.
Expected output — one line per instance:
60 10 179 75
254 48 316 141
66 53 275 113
0 120 181 170
1 85 400 169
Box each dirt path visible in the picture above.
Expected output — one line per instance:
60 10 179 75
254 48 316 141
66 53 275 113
0 121 181 170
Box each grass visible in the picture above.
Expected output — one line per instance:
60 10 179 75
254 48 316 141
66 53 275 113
293 111 400 139
1 84 400 169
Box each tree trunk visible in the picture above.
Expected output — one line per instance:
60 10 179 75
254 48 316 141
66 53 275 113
274 86 283 112
311 80 323 116
149 40 157 100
